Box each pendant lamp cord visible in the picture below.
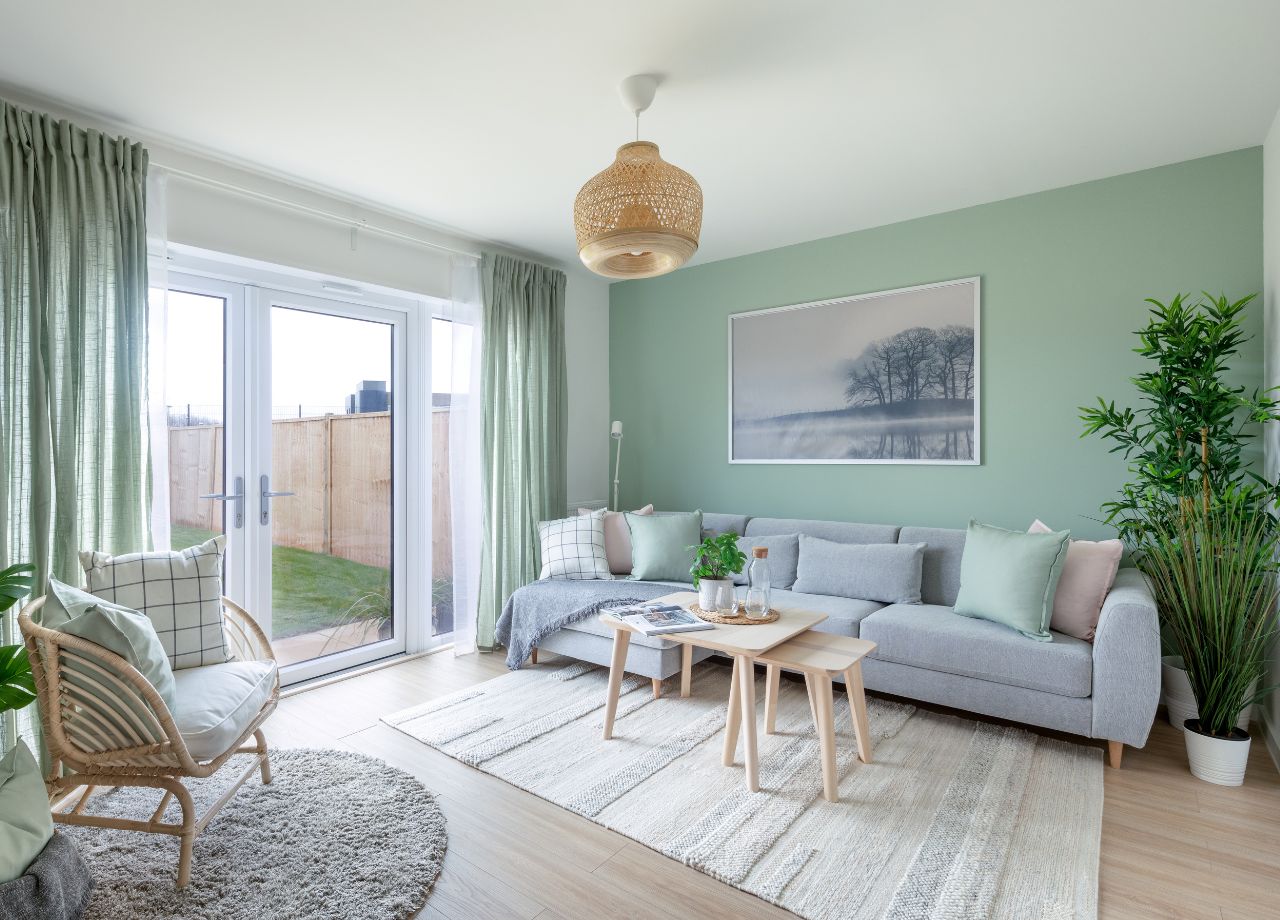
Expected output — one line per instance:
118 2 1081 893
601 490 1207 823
635 110 640 142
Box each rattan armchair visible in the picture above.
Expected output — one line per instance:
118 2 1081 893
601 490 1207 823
18 595 278 887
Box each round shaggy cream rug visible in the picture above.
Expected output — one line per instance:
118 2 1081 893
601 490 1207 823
63 748 447 919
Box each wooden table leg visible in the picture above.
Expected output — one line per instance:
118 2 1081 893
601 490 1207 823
722 655 742 767
739 655 760 792
812 673 838 803
804 671 819 728
844 661 873 764
680 643 693 699
764 664 781 734
602 629 631 741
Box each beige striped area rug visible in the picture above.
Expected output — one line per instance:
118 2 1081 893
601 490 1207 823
382 660 1102 920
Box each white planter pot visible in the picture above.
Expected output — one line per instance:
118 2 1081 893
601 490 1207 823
1183 720 1251 786
1161 656 1252 731
697 578 733 612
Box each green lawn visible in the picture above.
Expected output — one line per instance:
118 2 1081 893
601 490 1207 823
170 524 389 639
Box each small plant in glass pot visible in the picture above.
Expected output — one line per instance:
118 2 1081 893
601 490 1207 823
689 533 747 613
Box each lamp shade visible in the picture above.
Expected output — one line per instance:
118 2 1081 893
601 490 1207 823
574 141 702 280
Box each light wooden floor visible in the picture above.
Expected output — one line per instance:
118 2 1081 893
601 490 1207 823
271 650 1280 920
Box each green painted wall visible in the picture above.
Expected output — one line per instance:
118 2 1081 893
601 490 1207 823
609 149 1264 539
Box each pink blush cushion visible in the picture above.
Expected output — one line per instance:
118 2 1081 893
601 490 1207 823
579 504 653 575
1028 519 1122 641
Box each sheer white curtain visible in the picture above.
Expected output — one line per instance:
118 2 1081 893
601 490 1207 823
146 168 171 552
445 255 483 654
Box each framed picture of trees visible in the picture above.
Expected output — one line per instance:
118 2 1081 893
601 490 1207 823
728 277 979 463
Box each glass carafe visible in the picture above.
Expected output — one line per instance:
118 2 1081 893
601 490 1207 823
745 547 771 619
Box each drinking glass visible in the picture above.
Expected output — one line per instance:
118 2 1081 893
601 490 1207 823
715 583 737 617
745 587 770 620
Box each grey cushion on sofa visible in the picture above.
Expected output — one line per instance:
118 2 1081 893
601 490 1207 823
899 526 966 606
654 511 748 538
746 517 899 544
732 534 799 588
793 535 925 604
773 590 884 638
860 604 1093 697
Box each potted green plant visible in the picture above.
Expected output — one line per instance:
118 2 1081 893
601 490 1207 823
0 563 37 727
689 532 747 612
1136 496 1278 785
1081 292 1280 765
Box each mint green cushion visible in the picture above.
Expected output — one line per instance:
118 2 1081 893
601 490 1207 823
626 511 703 582
41 578 177 710
0 741 53 884
952 520 1070 641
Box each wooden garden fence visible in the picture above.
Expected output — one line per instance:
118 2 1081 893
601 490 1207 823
167 410 452 574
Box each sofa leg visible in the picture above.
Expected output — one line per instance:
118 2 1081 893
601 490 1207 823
652 677 663 700
530 647 538 665
1107 740 1123 768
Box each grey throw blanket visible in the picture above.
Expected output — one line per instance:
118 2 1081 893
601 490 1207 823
0 832 94 920
495 579 676 669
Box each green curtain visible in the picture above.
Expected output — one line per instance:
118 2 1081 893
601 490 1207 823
0 98 151 609
475 252 567 650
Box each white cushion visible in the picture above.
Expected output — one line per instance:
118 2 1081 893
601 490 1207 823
171 660 276 761
538 511 612 580
80 536 230 670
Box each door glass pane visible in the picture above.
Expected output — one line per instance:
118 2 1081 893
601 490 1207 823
164 290 227 551
430 317 470 638
268 306 394 667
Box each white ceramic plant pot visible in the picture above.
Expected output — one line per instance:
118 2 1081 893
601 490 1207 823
1161 656 1252 731
1183 720 1251 786
697 578 733 612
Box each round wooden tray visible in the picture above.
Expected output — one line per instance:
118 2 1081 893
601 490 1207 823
689 603 780 625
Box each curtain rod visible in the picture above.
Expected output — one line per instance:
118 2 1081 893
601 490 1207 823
156 164 483 260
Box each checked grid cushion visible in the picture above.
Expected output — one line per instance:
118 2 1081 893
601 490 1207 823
538 510 612 581
79 535 230 670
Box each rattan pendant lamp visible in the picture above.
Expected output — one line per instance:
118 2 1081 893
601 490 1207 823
574 75 703 279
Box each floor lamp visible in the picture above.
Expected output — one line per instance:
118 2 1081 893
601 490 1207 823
611 420 624 512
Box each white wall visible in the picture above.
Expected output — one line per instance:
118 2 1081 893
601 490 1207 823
1264 104 1280 767
2 84 613 505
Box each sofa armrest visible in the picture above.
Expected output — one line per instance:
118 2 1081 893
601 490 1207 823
1090 567 1161 747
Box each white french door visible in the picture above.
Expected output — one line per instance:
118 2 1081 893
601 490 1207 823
164 263 437 685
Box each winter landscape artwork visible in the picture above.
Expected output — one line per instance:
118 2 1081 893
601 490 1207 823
729 277 979 463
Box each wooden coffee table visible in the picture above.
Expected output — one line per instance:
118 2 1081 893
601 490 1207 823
599 590 827 792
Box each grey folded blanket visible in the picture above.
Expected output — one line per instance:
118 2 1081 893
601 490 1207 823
0 832 94 920
495 579 675 669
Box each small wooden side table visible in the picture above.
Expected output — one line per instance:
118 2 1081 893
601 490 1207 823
754 631 877 803
599 591 827 793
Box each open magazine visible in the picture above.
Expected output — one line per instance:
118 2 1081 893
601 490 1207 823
603 603 714 636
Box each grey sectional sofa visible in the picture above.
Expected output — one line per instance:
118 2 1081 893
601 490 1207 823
523 512 1162 756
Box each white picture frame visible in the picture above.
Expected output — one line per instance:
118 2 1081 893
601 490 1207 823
727 276 981 465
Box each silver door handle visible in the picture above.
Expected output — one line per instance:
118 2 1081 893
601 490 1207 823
200 476 245 529
259 474 295 525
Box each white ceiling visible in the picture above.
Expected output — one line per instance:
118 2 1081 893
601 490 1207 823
2 1 1279 270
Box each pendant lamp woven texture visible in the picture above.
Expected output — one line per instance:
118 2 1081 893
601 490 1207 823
574 141 703 279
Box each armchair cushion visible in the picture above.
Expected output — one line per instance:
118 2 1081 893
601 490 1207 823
79 536 230 670
0 741 53 885
171 660 276 761
42 579 177 709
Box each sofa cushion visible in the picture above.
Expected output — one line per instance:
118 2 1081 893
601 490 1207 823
579 504 653 575
793 535 925 604
80 536 230 670
898 526 966 606
171 660 276 761
42 579 178 709
627 511 702 581
538 511 612 581
860 604 1093 698
953 520 1069 642
745 517 899 545
772 589 885 638
732 534 799 588
0 742 53 885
